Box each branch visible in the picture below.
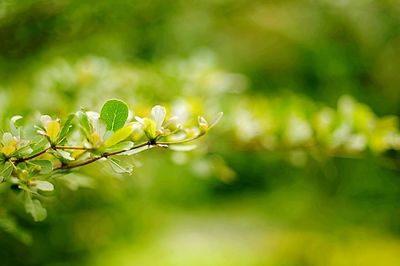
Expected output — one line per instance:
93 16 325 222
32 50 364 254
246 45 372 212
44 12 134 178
54 141 151 170
13 147 51 164
54 146 88 150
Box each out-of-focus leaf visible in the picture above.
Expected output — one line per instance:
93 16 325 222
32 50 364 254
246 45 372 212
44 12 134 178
168 144 197 151
58 173 95 190
0 211 32 245
24 193 47 222
100 99 129 131
209 112 223 129
35 180 54 191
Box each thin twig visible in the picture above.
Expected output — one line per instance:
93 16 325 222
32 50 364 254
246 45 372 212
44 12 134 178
13 147 51 164
54 141 151 170
54 146 88 150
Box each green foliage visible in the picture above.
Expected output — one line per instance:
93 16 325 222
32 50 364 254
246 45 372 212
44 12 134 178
0 1 399 265
24 193 47 222
103 125 135 148
100 99 129 131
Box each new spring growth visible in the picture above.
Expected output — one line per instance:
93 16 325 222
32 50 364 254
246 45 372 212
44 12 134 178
0 99 222 221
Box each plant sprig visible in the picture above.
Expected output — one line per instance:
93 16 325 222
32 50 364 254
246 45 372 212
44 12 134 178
0 99 222 221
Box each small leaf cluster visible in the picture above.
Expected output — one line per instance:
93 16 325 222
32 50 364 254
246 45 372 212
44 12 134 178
0 99 222 221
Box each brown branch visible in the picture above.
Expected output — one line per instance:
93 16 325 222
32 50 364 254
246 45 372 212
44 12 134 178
13 147 51 164
54 141 151 171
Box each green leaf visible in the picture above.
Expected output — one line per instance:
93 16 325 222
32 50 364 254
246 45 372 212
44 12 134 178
30 137 51 154
29 160 53 174
198 116 209 133
103 141 134 153
46 120 60 143
109 157 133 175
142 117 157 139
76 111 92 139
9 115 23 137
0 162 13 182
121 144 153 156
15 145 33 157
103 124 134 147
151 105 166 129
58 114 75 143
35 180 54 191
100 99 129 131
24 193 47 221
57 150 75 161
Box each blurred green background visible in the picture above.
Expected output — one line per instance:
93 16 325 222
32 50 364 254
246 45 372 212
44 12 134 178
1 0 400 265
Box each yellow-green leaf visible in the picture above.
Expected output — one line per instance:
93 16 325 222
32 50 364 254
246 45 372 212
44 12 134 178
46 120 60 143
104 124 134 147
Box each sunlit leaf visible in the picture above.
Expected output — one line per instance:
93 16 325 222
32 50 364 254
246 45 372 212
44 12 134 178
198 116 209 133
142 118 157 139
76 111 92 139
46 120 60 143
10 115 23 137
168 144 197 151
151 105 166 129
103 141 134 153
103 124 134 147
57 150 75 161
109 157 133 175
100 99 129 131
